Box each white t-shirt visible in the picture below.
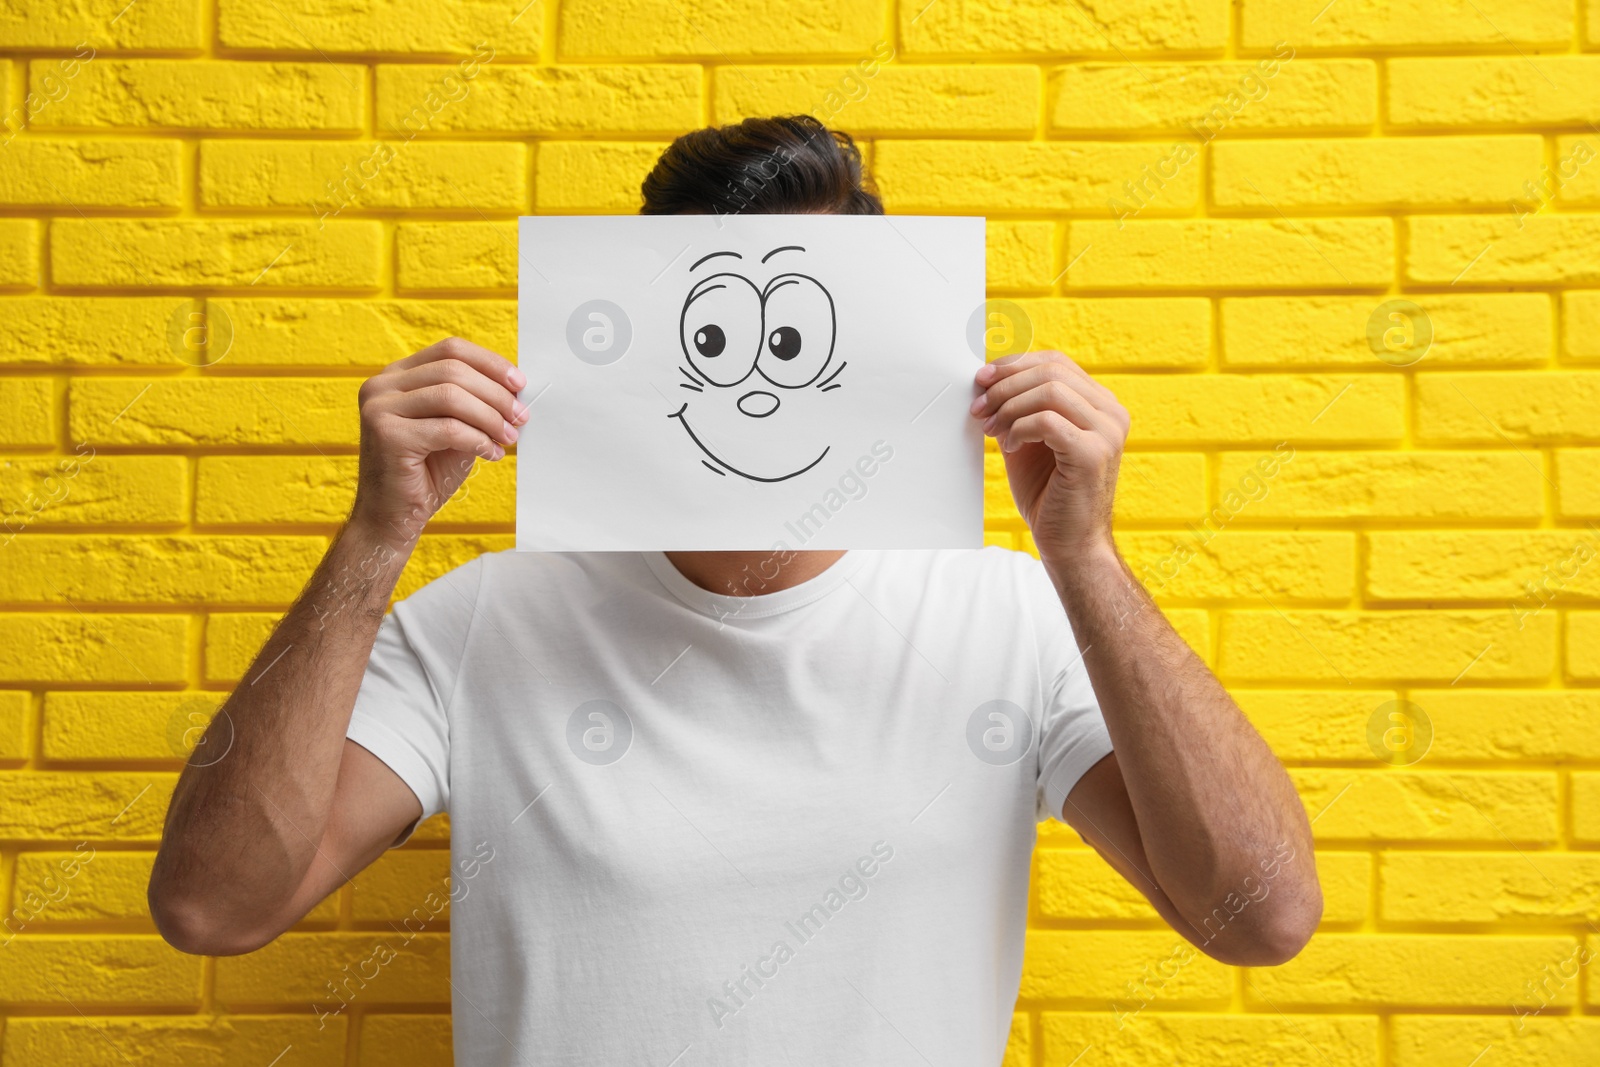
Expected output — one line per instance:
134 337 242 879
347 547 1113 1067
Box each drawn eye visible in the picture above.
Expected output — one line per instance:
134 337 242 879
680 273 760 387
758 274 834 389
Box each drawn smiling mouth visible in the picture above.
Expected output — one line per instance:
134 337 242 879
668 403 830 483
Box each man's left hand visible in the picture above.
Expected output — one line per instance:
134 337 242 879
970 350 1130 566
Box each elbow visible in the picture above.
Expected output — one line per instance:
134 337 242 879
1189 881 1323 968
148 877 277 958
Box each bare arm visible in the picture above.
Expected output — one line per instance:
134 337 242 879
149 338 527 956
973 350 1320 966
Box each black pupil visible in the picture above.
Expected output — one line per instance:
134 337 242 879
694 324 725 358
768 326 801 361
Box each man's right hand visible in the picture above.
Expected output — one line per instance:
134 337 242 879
350 337 528 540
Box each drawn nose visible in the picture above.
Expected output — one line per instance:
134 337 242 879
737 390 780 418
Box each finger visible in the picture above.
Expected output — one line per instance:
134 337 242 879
389 359 530 426
381 383 520 446
973 352 1120 418
392 337 525 393
1001 410 1083 455
985 380 1120 444
412 417 505 461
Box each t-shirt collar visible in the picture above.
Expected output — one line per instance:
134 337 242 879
640 550 869 620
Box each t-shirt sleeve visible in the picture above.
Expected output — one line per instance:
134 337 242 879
346 555 485 841
1019 555 1116 824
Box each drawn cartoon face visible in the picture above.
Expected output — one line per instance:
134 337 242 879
668 245 845 482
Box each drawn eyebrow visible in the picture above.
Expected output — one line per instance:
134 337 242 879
761 245 805 263
691 250 742 271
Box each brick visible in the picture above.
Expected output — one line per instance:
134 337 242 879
70 378 361 447
1250 933 1578 1007
1243 0 1571 49
1572 614 1600 681
213 298 516 367
0 936 198 1004
902 0 1226 54
1118 531 1354 601
1068 219 1393 290
1215 451 1543 521
1042 1012 1378 1067
396 535 513 599
0 614 188 684
1575 771 1600 841
560 0 881 57
1015 298 1210 369
205 613 276 684
0 772 174 839
1382 852 1600 924
1557 450 1600 518
1391 1015 1600 1067
51 219 382 290
1293 769 1557 843
716 65 1036 134
0 297 207 366
534 141 668 212
0 139 182 208
199 140 527 211
1051 60 1376 134
0 456 187 526
1037 847 1367 924
33 59 364 131
1236 689 1398 762
1220 294 1550 368
358 1015 451 1067
1219 609 1555 683
0 220 39 288
1368 532 1600 602
987 221 1056 291
198 455 512 525
397 221 517 291
1213 136 1542 210
220 0 537 54
1553 136 1600 206
1408 216 1600 286
378 64 700 133
1390 58 1600 128
1415 372 1600 443
0 690 28 761
1019 931 1231 1001
1103 374 1403 445
875 140 1200 214
2 1015 346 1067
1116 453 1207 523
0 0 203 49
352 850 452 921
0 535 324 606
44 691 220 761
1437 689 1600 761
0 379 55 447
1562 292 1600 359
214 932 449 1003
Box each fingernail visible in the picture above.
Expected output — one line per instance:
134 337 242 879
492 444 505 460
507 367 527 390
503 421 518 443
969 393 986 416
975 363 996 382
982 414 997 434
513 401 531 425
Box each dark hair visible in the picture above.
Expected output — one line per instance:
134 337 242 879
640 115 884 217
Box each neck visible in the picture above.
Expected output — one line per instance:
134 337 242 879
663 550 847 597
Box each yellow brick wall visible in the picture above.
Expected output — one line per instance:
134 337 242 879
0 0 1597 1063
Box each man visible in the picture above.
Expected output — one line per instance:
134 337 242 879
150 116 1319 1065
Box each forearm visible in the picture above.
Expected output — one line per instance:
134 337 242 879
150 517 412 939
1044 546 1319 949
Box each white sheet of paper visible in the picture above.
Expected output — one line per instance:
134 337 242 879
515 214 985 551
